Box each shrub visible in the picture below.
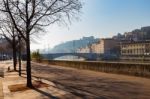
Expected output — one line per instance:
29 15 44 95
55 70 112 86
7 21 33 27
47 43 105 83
31 50 42 62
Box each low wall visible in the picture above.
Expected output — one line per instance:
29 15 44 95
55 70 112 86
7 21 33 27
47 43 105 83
121 56 150 61
34 59 150 78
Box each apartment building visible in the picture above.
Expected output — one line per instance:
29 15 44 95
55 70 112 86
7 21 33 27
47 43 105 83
120 41 150 56
77 38 119 54
98 38 119 54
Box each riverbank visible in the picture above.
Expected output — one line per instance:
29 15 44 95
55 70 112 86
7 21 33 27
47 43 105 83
34 59 150 78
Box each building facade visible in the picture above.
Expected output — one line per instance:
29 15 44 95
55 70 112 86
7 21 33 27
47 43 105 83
98 38 119 54
76 45 92 53
121 41 150 56
77 38 119 54
91 42 100 53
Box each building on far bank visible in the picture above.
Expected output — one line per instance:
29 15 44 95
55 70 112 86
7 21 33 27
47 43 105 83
90 42 100 53
77 38 119 55
98 38 119 54
0 37 12 60
76 45 92 53
120 41 150 56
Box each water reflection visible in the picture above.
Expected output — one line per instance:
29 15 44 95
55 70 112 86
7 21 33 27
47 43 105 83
54 55 85 61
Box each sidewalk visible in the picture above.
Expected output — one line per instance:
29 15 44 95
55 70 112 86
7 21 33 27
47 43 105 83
0 79 3 99
0 61 7 99
1 61 79 99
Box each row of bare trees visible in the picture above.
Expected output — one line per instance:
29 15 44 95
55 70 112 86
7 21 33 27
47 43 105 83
1 30 25 76
0 36 13 60
0 0 82 87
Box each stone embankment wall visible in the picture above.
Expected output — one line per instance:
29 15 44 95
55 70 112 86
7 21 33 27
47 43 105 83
33 59 150 78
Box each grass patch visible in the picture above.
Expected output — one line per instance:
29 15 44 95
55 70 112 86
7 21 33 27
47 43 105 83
8 81 49 92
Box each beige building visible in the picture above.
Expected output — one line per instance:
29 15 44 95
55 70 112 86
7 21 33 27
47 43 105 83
91 43 100 53
121 41 150 56
77 38 119 54
98 38 119 54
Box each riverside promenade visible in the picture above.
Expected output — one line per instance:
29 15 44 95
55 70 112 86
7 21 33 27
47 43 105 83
0 79 3 99
0 61 150 99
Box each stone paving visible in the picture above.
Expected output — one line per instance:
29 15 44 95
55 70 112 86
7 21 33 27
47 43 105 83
1 61 150 99
0 61 7 99
0 61 79 99
0 79 3 99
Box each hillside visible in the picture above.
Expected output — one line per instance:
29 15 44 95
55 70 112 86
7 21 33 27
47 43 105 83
49 36 99 53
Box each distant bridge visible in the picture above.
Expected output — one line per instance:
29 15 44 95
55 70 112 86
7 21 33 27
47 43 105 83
42 53 103 60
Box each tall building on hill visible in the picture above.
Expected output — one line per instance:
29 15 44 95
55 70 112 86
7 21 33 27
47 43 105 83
113 26 150 41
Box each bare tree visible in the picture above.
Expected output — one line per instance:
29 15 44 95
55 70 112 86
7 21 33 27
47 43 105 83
17 35 26 76
18 35 21 76
0 0 82 87
0 22 18 71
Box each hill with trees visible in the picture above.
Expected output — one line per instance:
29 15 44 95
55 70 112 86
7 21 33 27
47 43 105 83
47 36 99 53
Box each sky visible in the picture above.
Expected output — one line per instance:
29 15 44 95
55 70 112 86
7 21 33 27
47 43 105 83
31 0 150 50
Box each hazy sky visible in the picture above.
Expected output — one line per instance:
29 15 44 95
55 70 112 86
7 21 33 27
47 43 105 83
31 0 150 50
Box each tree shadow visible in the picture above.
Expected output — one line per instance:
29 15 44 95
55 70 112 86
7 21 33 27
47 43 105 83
20 73 41 79
32 87 59 99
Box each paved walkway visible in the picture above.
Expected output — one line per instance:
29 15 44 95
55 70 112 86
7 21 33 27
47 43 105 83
30 62 150 99
1 61 78 99
0 79 3 99
1 61 150 99
0 61 6 99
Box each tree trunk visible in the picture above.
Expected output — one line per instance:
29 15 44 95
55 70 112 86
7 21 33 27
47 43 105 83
18 36 21 76
12 37 17 71
26 33 32 87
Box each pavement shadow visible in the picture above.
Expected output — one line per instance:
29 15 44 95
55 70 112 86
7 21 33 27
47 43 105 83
33 87 60 99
